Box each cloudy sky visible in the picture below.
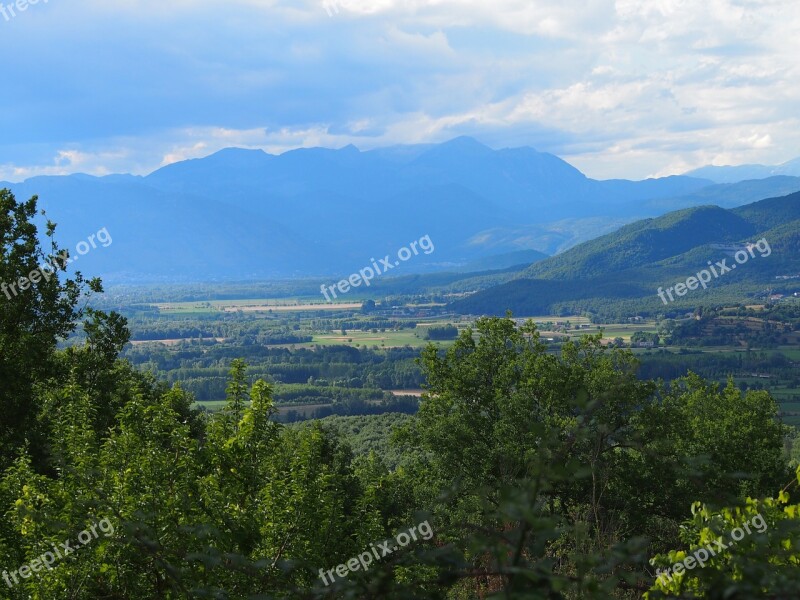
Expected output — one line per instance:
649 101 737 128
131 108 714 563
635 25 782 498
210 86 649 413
1 0 798 181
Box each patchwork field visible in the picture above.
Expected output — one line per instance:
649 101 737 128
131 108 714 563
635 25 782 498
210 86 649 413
110 292 800 428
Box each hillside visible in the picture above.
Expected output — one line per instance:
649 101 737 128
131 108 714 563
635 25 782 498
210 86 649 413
731 190 800 231
453 191 800 318
522 206 755 280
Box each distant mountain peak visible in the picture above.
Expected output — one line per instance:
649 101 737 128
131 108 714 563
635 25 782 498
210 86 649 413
210 147 269 159
436 136 493 153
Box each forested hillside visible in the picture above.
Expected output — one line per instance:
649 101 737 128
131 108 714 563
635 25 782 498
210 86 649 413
454 191 800 318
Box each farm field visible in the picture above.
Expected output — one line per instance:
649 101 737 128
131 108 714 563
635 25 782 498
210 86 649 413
130 337 226 346
152 299 364 314
310 330 429 348
151 298 450 314
224 303 363 313
101 289 800 428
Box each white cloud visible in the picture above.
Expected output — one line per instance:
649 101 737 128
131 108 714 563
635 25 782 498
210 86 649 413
0 149 124 181
1 0 799 180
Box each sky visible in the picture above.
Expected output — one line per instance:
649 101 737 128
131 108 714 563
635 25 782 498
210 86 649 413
1 0 799 182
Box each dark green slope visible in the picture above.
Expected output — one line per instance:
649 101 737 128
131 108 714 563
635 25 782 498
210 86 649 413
450 276 655 317
523 205 755 280
755 219 800 273
453 192 800 317
732 190 800 231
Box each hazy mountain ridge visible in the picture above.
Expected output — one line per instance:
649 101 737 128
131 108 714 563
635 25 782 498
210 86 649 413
686 158 800 183
2 138 798 282
629 176 800 213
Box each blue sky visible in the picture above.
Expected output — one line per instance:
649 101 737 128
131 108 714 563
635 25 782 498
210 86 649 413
1 0 798 181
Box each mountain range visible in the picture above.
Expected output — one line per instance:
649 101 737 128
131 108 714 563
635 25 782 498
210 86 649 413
3 137 800 283
686 158 800 184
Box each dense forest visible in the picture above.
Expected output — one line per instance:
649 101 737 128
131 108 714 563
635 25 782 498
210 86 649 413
3 190 800 598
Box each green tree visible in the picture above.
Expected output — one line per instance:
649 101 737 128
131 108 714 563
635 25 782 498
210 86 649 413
0 190 101 469
647 466 800 599
633 374 790 521
397 317 656 596
395 316 791 597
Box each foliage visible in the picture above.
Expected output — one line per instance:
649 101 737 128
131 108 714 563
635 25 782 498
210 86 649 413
0 190 103 470
424 325 459 341
647 466 800 599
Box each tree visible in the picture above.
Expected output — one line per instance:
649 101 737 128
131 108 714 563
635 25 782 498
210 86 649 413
631 375 790 522
396 317 657 596
631 331 660 347
395 316 791 597
424 325 458 341
0 190 102 469
647 466 800 599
